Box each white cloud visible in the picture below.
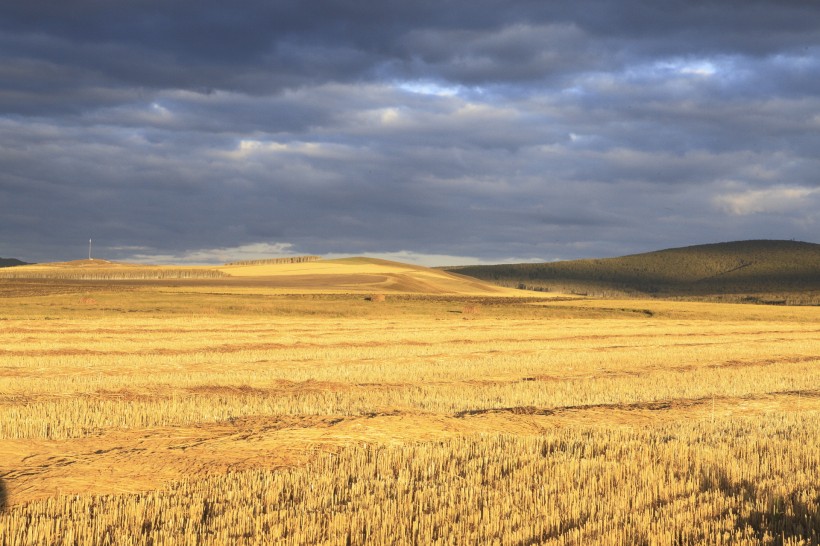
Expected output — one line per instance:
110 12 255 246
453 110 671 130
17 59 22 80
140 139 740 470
679 61 717 76
226 140 352 160
107 245 152 251
323 250 541 267
713 185 820 215
122 243 534 267
396 80 462 97
149 102 171 117
125 242 299 265
644 58 720 79
322 250 481 267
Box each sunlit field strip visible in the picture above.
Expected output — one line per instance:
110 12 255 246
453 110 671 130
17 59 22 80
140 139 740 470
3 358 818 439
2 307 819 440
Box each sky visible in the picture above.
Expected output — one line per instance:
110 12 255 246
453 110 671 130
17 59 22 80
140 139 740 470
1 0 819 266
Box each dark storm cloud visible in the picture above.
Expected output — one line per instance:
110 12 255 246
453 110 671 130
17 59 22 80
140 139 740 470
5 1 819 100
1 0 819 264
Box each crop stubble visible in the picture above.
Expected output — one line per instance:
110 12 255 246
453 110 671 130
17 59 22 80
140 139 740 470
0 280 818 545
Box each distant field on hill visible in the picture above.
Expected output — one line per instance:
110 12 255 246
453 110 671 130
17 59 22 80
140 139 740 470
447 240 820 305
0 259 227 280
0 257 522 297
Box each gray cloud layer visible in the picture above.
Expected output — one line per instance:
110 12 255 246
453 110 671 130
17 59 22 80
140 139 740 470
1 1 819 264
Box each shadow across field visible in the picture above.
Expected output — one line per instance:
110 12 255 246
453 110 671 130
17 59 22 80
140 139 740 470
700 465 820 543
448 240 820 303
0 477 7 512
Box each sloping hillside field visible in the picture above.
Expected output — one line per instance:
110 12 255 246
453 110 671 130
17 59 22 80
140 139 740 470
448 240 820 304
0 257 511 295
1 258 818 544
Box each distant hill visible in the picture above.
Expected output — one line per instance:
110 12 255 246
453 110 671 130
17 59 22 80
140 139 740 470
446 240 820 304
217 257 521 295
0 256 521 296
0 257 30 268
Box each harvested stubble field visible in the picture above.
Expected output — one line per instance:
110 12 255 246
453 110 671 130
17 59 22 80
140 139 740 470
0 259 818 545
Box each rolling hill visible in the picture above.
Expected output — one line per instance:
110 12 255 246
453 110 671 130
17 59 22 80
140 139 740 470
446 240 820 304
0 257 29 268
0 257 522 297
217 257 516 295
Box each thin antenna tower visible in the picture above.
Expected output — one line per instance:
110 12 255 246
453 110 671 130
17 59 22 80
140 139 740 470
89 238 92 261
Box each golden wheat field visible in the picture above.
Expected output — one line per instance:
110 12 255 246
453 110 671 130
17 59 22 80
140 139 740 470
0 258 818 545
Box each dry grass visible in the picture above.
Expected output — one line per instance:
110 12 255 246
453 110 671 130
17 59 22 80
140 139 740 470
0 271 818 544
0 260 227 280
3 422 819 545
